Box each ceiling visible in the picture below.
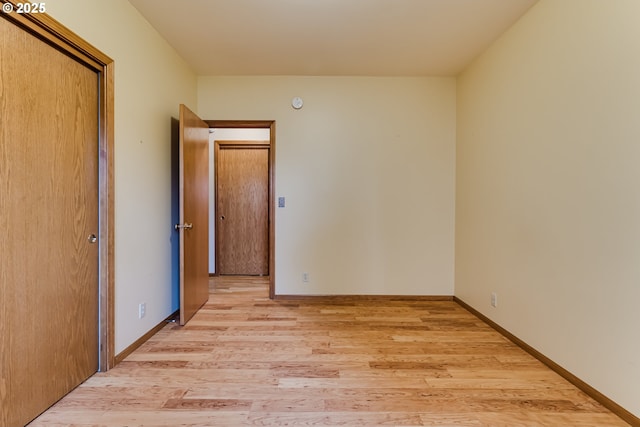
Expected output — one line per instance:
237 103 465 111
128 0 537 77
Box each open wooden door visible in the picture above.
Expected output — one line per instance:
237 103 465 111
177 104 209 325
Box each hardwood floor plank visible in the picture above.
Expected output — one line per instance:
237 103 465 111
250 398 327 412
245 411 427 426
30 276 632 426
162 398 253 410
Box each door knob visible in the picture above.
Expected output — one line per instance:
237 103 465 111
220 215 225 220
174 223 193 230
88 234 97 243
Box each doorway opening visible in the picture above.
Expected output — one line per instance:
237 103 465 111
205 120 276 298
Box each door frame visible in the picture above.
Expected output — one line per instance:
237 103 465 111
2 4 116 370
206 120 276 298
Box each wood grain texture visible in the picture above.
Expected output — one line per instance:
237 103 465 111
98 40 116 373
178 104 210 325
1 1 117 372
1 14 99 427
30 277 631 426
216 144 269 275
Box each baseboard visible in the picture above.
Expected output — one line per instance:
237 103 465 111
453 297 639 427
114 310 179 366
274 294 453 301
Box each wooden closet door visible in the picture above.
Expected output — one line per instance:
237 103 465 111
217 146 269 275
0 16 99 427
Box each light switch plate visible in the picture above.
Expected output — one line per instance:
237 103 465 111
278 197 285 208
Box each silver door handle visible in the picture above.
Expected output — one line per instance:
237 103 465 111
174 223 193 230
88 234 98 243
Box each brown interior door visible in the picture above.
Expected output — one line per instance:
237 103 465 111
216 145 269 275
0 16 99 427
178 104 210 325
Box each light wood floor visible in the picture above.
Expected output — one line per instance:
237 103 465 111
31 276 629 426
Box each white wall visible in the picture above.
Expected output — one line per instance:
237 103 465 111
199 76 456 295
456 0 640 417
47 0 197 354
208 128 271 273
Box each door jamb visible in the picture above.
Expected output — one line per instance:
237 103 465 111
2 5 116 370
205 120 276 299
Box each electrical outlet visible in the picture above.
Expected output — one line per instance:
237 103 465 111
138 302 146 319
302 272 309 283
491 292 498 308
